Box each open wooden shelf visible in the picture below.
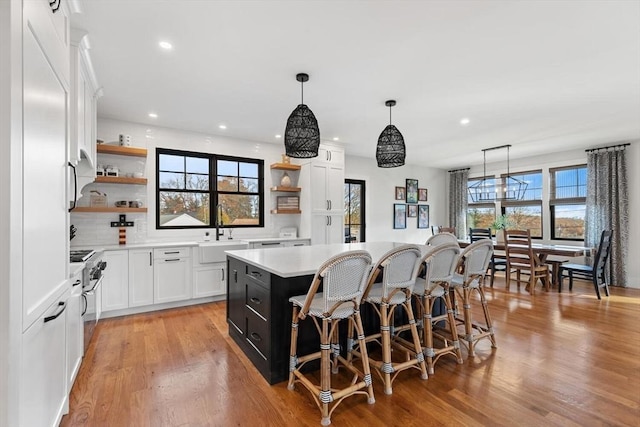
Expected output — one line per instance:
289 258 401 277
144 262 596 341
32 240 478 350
97 144 148 157
270 163 301 171
72 207 148 213
95 176 147 185
270 209 301 214
270 186 301 192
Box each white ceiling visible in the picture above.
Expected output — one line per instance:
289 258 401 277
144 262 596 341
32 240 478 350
71 0 640 169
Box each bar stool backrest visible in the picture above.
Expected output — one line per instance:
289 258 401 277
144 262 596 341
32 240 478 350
422 242 461 287
426 232 458 247
459 239 493 284
363 245 422 299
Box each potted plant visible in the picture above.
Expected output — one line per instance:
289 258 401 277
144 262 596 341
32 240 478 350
490 214 513 243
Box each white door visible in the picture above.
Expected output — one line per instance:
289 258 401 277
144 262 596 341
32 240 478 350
129 249 154 307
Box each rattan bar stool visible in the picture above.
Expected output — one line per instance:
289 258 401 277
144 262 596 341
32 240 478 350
287 250 375 426
412 242 463 374
450 239 497 357
425 232 459 247
352 244 428 395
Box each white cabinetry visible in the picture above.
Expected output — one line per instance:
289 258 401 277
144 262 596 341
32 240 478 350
193 264 226 298
153 247 191 303
101 250 129 311
128 249 154 307
299 144 345 245
66 272 84 391
20 289 69 427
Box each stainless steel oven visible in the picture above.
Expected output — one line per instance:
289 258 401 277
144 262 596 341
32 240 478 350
71 249 106 352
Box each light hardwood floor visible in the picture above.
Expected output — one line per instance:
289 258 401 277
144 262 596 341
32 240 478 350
61 277 640 427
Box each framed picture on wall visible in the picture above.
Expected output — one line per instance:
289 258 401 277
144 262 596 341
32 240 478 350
408 204 417 218
417 205 429 229
418 188 428 201
395 186 406 201
394 204 406 229
406 179 418 203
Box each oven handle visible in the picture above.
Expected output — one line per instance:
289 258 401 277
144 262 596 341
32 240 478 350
44 301 67 323
84 274 105 294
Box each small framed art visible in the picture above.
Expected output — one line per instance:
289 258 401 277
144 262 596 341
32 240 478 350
417 205 429 229
406 179 418 203
394 204 406 229
395 186 406 201
408 204 417 218
418 188 428 202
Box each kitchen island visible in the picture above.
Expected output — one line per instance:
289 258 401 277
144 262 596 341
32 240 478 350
225 242 423 384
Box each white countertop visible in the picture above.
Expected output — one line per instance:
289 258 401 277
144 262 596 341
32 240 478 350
226 241 423 278
70 237 309 251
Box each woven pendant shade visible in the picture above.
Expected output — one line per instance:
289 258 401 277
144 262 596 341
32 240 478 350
284 73 320 158
376 100 405 168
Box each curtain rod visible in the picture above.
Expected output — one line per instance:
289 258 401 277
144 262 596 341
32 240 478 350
448 167 470 173
585 143 630 153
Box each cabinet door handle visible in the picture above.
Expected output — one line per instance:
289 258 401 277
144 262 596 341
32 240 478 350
329 216 332 226
326 216 329 226
328 200 332 210
44 301 67 323
164 251 180 255
250 297 261 305
249 271 262 278
165 258 180 262
261 242 280 246
250 332 262 342
221 269 225 281
149 252 152 266
233 270 238 282
72 279 81 287
328 150 332 161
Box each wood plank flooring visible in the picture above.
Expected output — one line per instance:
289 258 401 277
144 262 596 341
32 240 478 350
61 277 640 427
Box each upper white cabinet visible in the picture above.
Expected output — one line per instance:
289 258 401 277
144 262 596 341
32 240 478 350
317 146 344 166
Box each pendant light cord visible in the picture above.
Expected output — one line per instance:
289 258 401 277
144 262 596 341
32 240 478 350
389 105 392 125
300 80 304 105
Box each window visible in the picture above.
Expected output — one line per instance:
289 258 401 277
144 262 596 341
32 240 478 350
466 205 496 230
156 148 264 229
550 165 586 240
344 179 365 243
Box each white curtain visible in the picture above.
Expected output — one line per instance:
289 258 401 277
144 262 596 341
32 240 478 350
448 169 469 239
586 148 628 287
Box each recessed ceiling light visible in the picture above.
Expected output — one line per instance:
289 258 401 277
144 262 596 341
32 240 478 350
275 134 282 139
148 113 158 119
332 137 339 141
218 124 227 130
460 117 470 126
159 41 173 50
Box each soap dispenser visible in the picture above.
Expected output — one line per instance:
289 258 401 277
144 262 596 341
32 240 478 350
204 231 210 242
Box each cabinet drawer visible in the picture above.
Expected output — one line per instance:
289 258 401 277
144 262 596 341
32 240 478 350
246 310 269 359
246 264 271 289
154 247 190 259
252 242 283 249
246 282 270 319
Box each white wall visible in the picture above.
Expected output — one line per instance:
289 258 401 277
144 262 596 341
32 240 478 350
345 155 446 244
463 142 640 288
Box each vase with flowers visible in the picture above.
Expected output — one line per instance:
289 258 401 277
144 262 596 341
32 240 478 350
491 214 513 244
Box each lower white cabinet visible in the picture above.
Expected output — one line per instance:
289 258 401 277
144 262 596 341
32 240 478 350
128 249 154 307
193 264 226 298
101 250 129 311
20 289 69 427
311 214 344 245
66 272 84 391
154 257 191 303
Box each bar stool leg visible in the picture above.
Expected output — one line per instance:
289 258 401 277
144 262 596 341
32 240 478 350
287 305 300 391
404 299 428 379
353 311 375 405
379 302 393 395
320 319 331 426
443 289 464 364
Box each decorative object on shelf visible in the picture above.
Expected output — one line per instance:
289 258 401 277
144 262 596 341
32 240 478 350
281 154 291 164
280 172 292 187
277 196 300 211
468 144 528 202
395 186 405 200
284 73 320 158
128 200 143 208
110 214 134 245
89 190 107 207
418 188 428 201
408 204 417 217
393 203 406 229
105 165 119 177
417 205 430 229
406 178 418 203
96 165 105 176
114 200 128 208
376 100 405 168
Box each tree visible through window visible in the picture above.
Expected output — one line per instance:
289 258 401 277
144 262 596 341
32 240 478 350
550 165 586 240
156 148 263 229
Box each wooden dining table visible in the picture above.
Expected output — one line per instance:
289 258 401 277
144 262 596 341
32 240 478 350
458 240 589 287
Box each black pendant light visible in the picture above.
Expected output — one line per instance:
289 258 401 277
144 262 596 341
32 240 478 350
376 100 405 168
284 73 320 158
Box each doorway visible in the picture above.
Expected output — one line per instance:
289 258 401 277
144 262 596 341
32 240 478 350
344 179 365 243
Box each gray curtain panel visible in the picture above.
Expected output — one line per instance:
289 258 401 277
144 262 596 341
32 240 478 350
448 169 469 238
586 148 628 287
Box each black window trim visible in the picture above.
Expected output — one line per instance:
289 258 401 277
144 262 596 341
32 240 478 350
156 147 264 230
549 164 587 241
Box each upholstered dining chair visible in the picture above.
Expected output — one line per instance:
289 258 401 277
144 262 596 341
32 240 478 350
469 227 506 287
287 250 375 426
412 242 463 374
559 230 612 299
354 244 428 395
450 239 496 357
503 229 551 294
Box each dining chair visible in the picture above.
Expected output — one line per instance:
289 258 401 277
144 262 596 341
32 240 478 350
559 230 612 299
412 242 463 374
469 227 507 287
426 232 458 247
450 239 496 357
354 244 428 395
503 229 551 294
287 250 375 426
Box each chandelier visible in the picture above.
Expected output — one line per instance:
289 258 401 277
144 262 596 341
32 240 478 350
468 144 528 202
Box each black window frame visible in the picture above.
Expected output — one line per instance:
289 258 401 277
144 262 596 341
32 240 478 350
344 179 366 243
549 164 586 241
156 148 264 230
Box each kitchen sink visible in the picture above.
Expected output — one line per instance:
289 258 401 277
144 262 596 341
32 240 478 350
198 241 248 263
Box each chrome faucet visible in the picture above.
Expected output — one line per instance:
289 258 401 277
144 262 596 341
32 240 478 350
215 203 224 240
